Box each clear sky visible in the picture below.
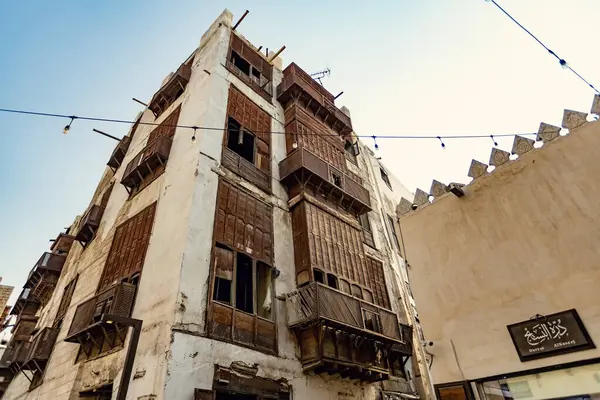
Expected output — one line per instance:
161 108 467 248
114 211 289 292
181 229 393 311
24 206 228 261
1 0 599 304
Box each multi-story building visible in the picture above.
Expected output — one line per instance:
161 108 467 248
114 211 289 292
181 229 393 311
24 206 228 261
1 10 431 400
0 283 14 318
397 98 600 398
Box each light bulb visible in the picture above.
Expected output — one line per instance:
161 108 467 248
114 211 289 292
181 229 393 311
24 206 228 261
63 125 70 134
559 59 569 70
292 141 298 149
191 135 196 143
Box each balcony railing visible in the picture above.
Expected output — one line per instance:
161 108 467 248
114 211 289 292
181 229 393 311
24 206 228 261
221 146 271 193
277 63 352 135
225 60 273 101
12 315 38 342
121 136 172 191
107 135 132 170
65 282 136 343
75 204 105 246
10 289 40 316
50 233 75 254
279 147 371 215
149 63 191 117
21 327 59 371
2 342 31 370
24 252 66 306
285 283 412 381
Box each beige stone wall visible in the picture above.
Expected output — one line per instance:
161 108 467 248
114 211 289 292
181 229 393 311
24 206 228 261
400 114 600 384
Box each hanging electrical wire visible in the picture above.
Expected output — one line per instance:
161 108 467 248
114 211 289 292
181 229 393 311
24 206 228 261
0 107 538 144
485 0 599 94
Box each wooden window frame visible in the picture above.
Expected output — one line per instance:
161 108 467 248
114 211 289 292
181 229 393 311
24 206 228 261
210 244 275 322
386 215 401 251
380 167 392 190
225 116 269 175
53 275 78 327
359 213 376 248
344 140 359 164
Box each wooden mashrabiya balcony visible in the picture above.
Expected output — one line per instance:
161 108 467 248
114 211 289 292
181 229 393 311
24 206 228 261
23 252 66 307
107 135 132 170
10 289 40 317
286 282 413 382
75 204 105 246
121 136 172 192
20 327 59 373
279 147 372 215
65 282 136 346
277 63 352 136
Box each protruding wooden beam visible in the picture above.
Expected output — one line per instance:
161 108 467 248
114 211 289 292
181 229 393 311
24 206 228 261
268 45 286 63
232 10 249 31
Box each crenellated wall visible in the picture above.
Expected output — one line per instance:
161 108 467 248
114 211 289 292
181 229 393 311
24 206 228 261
398 95 600 385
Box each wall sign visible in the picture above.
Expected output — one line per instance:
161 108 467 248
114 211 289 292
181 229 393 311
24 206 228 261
507 309 595 362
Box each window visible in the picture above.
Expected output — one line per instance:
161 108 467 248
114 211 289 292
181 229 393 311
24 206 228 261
362 309 381 333
345 140 359 163
351 284 363 299
380 167 392 190
313 269 324 284
226 34 274 100
222 87 272 192
387 215 400 251
340 279 351 294
54 276 78 327
359 213 375 248
227 117 255 164
332 173 342 188
236 253 254 313
211 245 274 320
363 289 374 304
326 273 338 289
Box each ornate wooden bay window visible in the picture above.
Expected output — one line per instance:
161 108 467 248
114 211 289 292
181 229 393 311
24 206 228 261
65 203 156 361
226 33 273 101
121 107 181 196
207 179 276 354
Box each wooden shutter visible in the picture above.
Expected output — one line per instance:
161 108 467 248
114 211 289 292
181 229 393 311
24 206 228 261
227 86 271 145
147 105 181 144
100 182 114 208
129 117 141 140
366 257 391 310
98 202 157 290
213 179 273 264
54 275 78 325
214 247 234 280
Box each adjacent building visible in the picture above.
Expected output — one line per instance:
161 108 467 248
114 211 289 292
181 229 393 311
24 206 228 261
0 10 432 400
0 284 14 319
397 100 600 398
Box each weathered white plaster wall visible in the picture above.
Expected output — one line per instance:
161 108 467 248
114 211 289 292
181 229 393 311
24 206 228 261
400 116 600 384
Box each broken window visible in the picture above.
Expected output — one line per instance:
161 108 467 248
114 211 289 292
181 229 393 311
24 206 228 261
256 262 272 320
230 50 251 77
211 245 274 320
380 167 392 190
236 253 254 314
332 172 342 188
227 117 255 164
359 213 375 248
387 215 400 251
345 140 359 163
362 309 381 333
226 34 274 100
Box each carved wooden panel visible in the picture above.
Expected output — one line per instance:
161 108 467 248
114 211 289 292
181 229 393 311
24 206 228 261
148 105 181 143
98 202 157 290
214 179 273 264
365 257 391 310
227 86 271 145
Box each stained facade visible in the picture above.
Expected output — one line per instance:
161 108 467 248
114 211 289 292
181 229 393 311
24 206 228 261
0 10 431 400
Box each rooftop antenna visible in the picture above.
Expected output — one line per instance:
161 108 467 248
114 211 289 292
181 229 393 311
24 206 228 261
310 68 330 85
